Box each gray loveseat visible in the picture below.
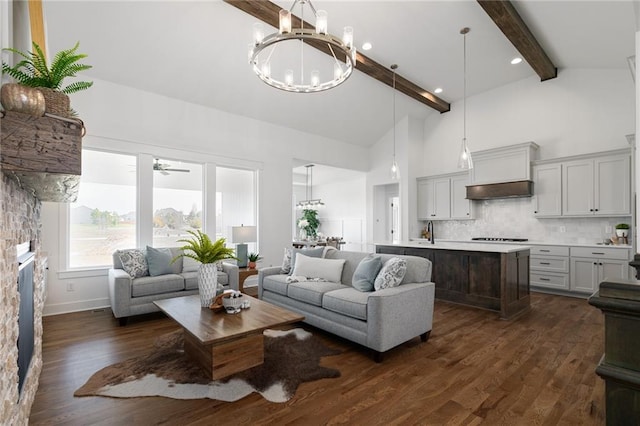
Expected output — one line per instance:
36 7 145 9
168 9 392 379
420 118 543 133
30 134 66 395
108 247 239 325
258 249 435 360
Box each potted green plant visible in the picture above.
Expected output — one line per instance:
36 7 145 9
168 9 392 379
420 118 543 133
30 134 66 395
615 223 630 238
300 209 320 239
247 252 262 270
2 41 93 117
175 230 237 307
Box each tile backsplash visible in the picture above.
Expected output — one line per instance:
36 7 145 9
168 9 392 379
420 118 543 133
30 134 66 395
422 197 632 245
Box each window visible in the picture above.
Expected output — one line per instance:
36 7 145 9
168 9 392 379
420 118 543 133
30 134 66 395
152 158 203 247
69 150 136 268
216 167 257 250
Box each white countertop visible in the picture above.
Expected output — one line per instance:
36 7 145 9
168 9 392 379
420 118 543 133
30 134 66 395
376 241 531 254
409 238 632 250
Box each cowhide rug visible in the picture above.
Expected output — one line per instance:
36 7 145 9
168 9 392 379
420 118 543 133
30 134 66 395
74 328 340 403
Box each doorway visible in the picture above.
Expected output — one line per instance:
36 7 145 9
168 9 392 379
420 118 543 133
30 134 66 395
373 183 400 243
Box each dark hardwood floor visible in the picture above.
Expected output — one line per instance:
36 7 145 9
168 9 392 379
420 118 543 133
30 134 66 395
30 293 605 425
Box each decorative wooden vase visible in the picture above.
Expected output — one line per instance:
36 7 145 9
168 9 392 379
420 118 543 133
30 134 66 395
0 83 45 117
197 263 219 307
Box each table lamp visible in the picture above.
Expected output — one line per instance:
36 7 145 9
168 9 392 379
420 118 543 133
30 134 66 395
232 225 257 268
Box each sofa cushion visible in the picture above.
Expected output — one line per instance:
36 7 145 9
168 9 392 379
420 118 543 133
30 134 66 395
281 247 325 274
287 281 347 306
352 255 383 292
131 274 184 297
182 255 201 273
263 275 291 296
322 287 371 321
291 254 346 283
116 249 149 278
374 257 407 290
146 246 182 276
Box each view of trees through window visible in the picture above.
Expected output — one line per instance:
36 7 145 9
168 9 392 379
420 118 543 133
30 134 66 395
69 150 137 268
152 158 203 247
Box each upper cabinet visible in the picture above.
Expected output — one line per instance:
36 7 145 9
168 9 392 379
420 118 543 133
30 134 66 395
562 153 630 216
532 163 562 217
532 149 631 218
417 172 473 220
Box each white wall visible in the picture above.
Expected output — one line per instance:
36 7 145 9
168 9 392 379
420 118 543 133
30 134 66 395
422 69 634 176
315 175 366 251
41 77 369 315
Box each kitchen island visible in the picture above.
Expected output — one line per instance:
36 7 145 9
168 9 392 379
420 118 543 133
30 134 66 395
376 241 531 319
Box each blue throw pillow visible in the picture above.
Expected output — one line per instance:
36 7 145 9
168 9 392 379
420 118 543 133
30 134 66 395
289 247 325 275
146 246 174 277
352 255 383 292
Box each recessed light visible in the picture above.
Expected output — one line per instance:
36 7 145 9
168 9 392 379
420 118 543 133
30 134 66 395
434 87 443 94
362 42 372 51
511 57 523 65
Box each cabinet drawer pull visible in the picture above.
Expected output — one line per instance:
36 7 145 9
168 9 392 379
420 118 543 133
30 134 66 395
539 262 551 265
592 252 605 255
540 250 550 252
539 278 550 281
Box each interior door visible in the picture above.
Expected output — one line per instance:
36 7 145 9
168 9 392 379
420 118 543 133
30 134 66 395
390 196 400 243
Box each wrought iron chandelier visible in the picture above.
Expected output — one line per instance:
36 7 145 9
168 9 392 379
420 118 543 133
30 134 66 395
249 0 356 93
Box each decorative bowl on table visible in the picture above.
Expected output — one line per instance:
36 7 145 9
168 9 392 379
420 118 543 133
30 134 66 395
222 294 244 314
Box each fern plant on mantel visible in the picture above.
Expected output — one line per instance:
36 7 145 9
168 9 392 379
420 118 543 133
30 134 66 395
1 41 93 117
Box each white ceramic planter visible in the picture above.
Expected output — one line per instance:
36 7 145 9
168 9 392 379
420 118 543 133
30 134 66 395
616 229 629 238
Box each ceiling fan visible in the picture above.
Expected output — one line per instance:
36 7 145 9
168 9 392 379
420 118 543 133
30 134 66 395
153 158 190 175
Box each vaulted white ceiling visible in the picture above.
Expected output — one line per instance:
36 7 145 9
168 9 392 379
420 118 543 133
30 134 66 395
42 1 637 147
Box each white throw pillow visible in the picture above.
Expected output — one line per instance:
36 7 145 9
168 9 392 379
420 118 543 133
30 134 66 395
374 257 407 290
291 254 346 283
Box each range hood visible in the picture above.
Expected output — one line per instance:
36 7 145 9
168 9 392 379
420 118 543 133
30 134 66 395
466 180 534 200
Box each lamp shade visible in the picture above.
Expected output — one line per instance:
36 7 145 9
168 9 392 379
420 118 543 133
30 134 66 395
231 225 257 244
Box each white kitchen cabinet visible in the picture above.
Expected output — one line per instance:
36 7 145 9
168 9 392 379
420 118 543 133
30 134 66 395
417 172 472 220
532 163 562 217
450 173 473 219
562 153 630 216
530 245 569 291
570 246 631 294
417 177 450 220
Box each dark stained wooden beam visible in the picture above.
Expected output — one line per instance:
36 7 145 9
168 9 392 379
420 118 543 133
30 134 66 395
477 0 557 81
223 0 450 113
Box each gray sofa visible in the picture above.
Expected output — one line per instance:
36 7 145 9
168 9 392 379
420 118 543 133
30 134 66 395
108 247 239 325
258 249 435 361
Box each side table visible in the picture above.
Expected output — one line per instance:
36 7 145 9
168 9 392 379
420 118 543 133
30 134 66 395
238 268 259 293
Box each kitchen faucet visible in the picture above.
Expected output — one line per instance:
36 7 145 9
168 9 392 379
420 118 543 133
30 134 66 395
427 221 435 244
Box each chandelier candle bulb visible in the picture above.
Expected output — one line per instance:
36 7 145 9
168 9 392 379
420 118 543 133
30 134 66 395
334 63 342 79
311 70 320 87
279 10 292 34
261 63 271 79
316 10 328 35
343 26 354 49
285 70 294 86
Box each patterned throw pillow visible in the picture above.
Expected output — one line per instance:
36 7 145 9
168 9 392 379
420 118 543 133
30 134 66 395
280 248 293 274
117 249 149 278
374 257 407 291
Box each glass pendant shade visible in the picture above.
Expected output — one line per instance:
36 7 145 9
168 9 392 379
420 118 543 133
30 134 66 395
391 159 400 180
458 138 473 170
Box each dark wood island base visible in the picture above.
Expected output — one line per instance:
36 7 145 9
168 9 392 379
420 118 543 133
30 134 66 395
377 243 530 320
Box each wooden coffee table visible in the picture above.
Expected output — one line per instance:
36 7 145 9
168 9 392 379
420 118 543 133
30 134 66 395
154 294 304 380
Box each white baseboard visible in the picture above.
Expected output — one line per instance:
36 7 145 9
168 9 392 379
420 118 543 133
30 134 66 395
43 298 111 316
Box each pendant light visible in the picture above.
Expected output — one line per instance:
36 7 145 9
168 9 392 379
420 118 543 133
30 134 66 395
458 27 473 170
390 64 400 180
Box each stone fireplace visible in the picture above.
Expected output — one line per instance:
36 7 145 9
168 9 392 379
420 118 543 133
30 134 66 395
0 173 46 424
